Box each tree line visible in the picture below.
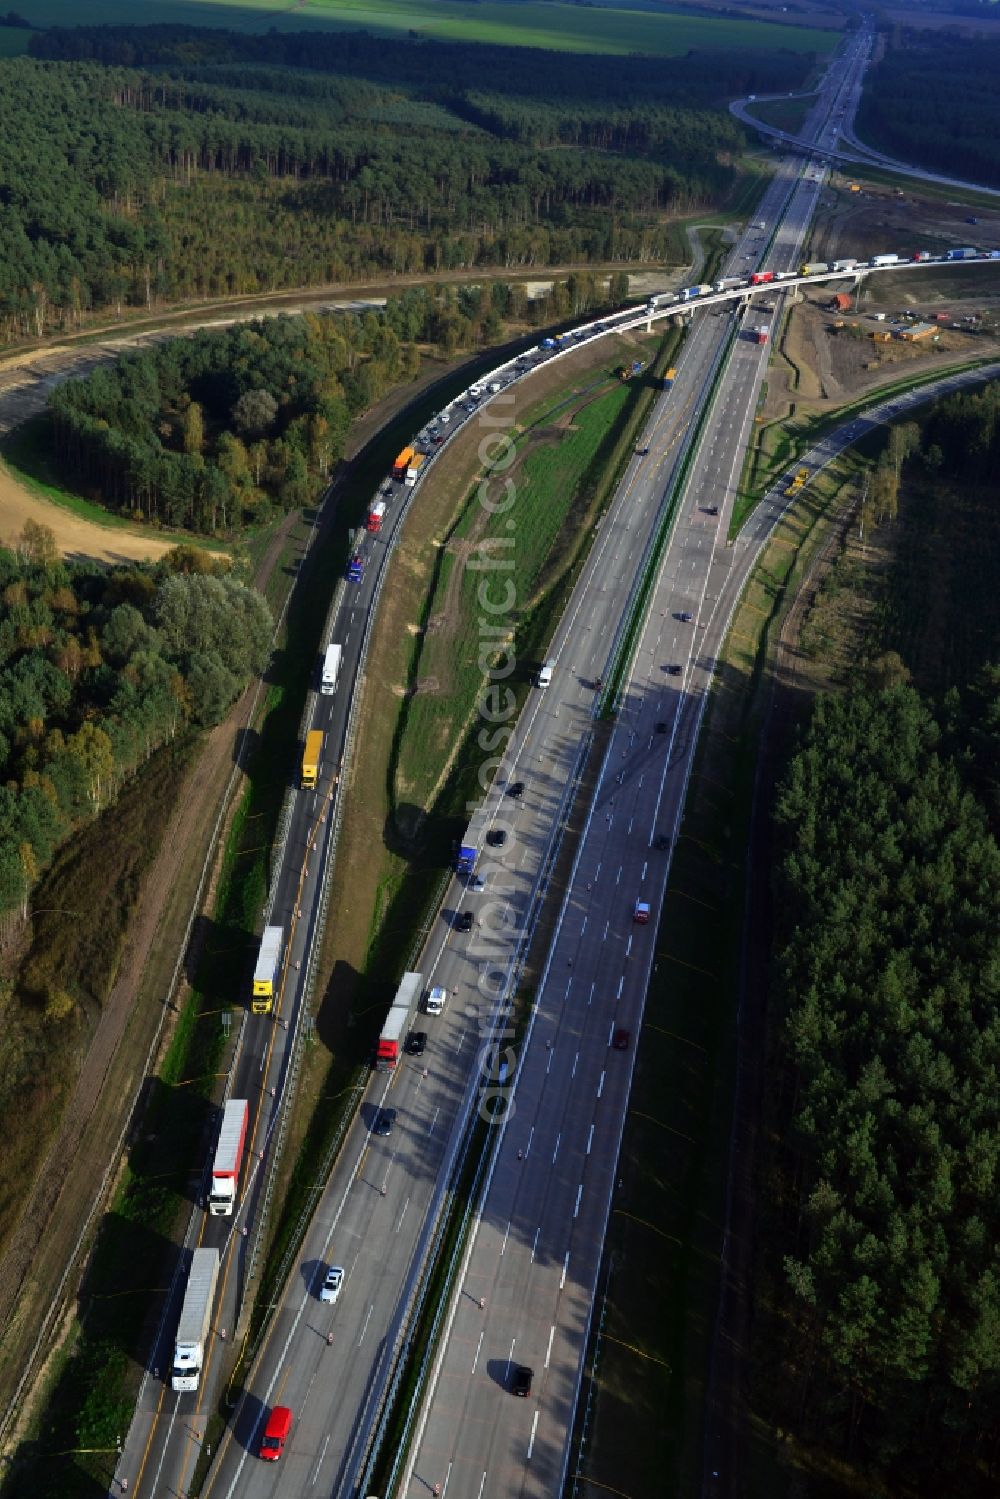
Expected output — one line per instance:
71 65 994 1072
761 674 1000 1490
0 21 818 344
857 31 1000 186
0 532 271 924
45 276 627 537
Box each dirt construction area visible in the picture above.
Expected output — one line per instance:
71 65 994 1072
758 178 1000 422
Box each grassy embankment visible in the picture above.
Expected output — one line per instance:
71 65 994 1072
18 0 839 55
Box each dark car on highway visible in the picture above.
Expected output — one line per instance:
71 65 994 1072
507 781 525 799
512 1365 534 1397
487 829 507 848
456 911 474 932
405 1031 427 1056
372 1108 396 1137
676 611 693 623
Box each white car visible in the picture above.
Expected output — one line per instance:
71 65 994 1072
425 985 447 1016
320 1265 344 1304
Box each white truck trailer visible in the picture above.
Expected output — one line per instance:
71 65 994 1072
321 642 342 695
208 1099 249 1217
171 1248 219 1391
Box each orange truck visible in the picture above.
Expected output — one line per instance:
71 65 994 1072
392 445 415 481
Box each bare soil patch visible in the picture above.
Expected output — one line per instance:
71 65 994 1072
0 459 185 565
761 289 999 425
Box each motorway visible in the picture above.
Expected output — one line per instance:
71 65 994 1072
176 23 869 1499
396 34 876 1499
111 17 998 1499
730 18 1000 200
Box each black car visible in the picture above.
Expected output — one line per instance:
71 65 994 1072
372 1108 397 1137
676 611 693 623
665 664 681 676
405 1031 427 1056
655 834 671 851
487 829 507 848
655 721 669 734
456 911 474 932
507 781 525 799
512 1365 534 1397
705 505 719 516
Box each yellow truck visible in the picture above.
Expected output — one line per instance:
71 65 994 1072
252 925 283 1014
301 729 323 790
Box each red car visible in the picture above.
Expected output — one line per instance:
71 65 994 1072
260 1406 293 1461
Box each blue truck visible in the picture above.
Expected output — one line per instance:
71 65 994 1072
347 553 365 582
945 247 978 261
456 805 492 875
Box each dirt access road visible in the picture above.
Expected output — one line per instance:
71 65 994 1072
0 263 674 565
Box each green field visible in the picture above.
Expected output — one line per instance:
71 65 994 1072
0 25 30 53
746 91 815 132
19 0 838 55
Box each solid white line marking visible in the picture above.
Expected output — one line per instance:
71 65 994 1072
587 1124 595 1155
472 1329 484 1374
552 1133 561 1165
560 1253 569 1290
501 1219 511 1255
527 1410 540 1460
395 1197 410 1234
430 1107 439 1134
571 1051 579 1078
573 1184 583 1219
358 1304 373 1346
617 974 624 999
597 1071 606 1098
532 1227 540 1262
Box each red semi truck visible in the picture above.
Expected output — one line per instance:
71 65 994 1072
367 500 386 533
209 1098 249 1216
375 972 423 1070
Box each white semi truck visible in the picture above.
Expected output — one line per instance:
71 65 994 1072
321 642 342 695
171 1248 219 1392
208 1099 249 1217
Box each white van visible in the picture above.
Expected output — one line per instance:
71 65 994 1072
537 659 555 688
424 985 446 1016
